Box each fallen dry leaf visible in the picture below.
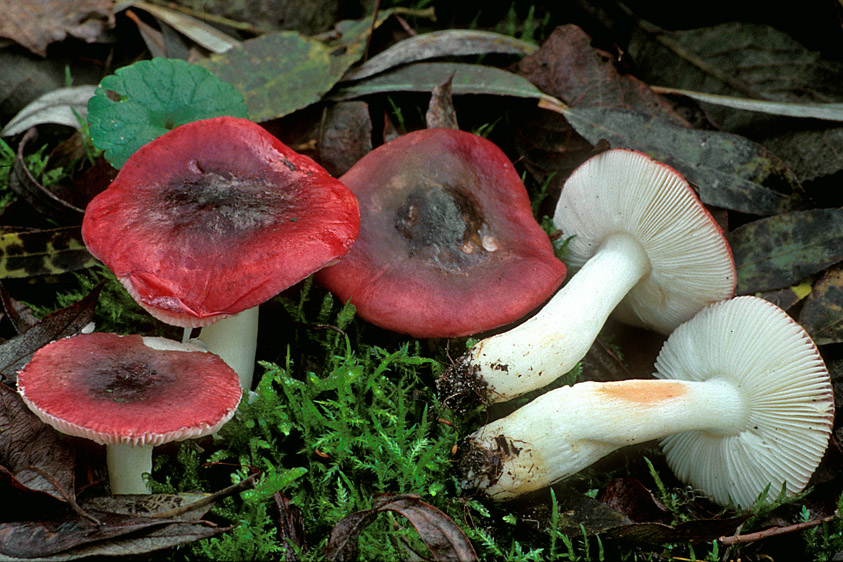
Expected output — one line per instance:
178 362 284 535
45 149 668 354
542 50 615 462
729 208 843 294
0 0 113 58
601 478 672 524
800 263 843 345
514 25 688 124
0 284 100 383
273 492 307 562
426 73 460 130
325 493 477 562
0 383 76 504
511 24 688 201
0 508 222 559
318 102 373 177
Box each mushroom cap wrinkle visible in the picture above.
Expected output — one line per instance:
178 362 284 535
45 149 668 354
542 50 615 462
553 148 736 334
315 128 566 338
655 296 834 508
17 333 242 447
82 116 360 327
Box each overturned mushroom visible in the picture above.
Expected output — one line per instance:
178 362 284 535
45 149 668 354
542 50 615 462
439 149 735 408
82 117 360 391
457 296 834 508
17 333 242 494
315 127 566 338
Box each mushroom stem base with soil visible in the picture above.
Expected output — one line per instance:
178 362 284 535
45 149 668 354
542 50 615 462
198 306 259 392
107 443 153 495
440 232 649 409
458 378 743 501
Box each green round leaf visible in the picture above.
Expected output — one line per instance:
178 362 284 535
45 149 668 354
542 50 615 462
87 58 249 168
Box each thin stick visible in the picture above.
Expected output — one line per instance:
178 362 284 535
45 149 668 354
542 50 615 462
363 0 381 62
718 512 838 546
148 474 257 519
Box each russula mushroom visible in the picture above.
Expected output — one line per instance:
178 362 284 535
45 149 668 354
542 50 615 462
82 116 360 391
439 148 735 408
457 296 834 507
17 332 242 494
314 127 566 338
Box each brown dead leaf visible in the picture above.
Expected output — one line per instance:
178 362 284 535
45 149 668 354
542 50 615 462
318 102 373 177
511 109 595 216
513 25 688 125
0 383 76 504
601 478 671 524
0 508 209 559
325 493 477 562
0 282 40 334
800 263 843 345
0 284 100 383
0 465 70 525
511 24 688 201
0 0 114 58
80 492 214 521
124 9 168 59
0 477 252 559
46 519 228 560
274 492 307 562
426 73 459 130
755 283 813 313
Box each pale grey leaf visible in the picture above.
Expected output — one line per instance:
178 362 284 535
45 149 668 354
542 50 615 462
2 86 95 137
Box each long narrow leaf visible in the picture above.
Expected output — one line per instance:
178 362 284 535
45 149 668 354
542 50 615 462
651 86 843 121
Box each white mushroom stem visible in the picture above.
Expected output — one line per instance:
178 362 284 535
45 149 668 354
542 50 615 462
106 443 154 495
197 306 259 392
459 232 650 403
462 377 744 501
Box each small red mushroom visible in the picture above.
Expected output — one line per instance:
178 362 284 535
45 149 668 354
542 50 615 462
17 333 242 494
82 117 360 390
314 128 566 338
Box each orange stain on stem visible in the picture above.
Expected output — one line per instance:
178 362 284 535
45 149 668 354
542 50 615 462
597 380 687 404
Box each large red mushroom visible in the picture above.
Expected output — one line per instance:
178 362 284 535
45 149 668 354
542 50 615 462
314 128 566 338
82 117 360 391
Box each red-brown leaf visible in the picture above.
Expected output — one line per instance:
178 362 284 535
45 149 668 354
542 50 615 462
0 383 76 503
0 0 113 58
325 493 477 562
0 284 100 383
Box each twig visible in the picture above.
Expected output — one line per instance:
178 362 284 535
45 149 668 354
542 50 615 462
148 473 257 519
363 0 381 62
718 512 838 546
294 321 346 337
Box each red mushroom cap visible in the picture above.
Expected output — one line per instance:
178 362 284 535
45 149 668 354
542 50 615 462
82 117 360 327
17 333 242 447
315 128 566 338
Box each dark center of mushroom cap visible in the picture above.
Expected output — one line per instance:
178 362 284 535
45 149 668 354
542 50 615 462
394 183 495 272
87 358 178 404
159 163 294 237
